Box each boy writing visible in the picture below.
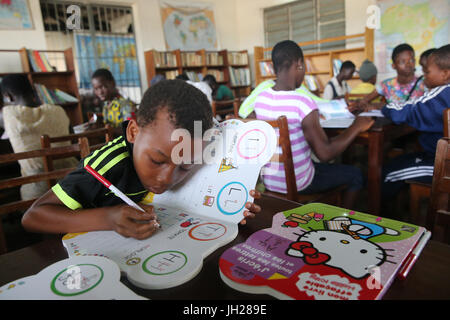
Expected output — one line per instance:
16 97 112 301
253 40 374 209
380 44 450 200
22 80 261 239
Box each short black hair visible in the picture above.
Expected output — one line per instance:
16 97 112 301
392 43 415 63
203 74 217 87
420 48 437 60
92 68 115 83
272 40 304 74
430 44 450 70
175 73 189 81
137 79 213 136
0 74 35 99
340 60 356 72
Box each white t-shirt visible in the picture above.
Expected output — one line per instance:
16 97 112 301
323 76 351 100
187 80 212 104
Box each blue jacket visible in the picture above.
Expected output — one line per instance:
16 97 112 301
382 84 450 155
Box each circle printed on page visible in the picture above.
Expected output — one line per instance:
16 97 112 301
188 223 227 241
142 251 188 276
51 264 104 297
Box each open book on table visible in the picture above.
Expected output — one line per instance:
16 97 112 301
219 203 430 300
62 119 277 289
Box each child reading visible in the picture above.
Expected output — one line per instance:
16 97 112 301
203 74 234 101
380 44 450 200
360 43 426 107
22 80 262 239
253 40 374 209
323 60 355 100
1 74 77 200
91 68 136 135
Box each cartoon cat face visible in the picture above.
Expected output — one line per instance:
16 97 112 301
287 230 386 279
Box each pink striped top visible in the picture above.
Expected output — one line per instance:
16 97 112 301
254 87 317 193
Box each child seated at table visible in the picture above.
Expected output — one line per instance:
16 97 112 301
91 68 136 136
253 40 374 209
380 44 450 200
22 80 261 239
360 43 426 107
1 74 78 200
203 74 234 101
323 60 355 100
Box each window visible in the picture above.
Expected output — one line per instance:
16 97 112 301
40 0 142 104
264 0 345 52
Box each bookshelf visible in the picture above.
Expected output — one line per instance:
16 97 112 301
0 48 83 125
253 28 375 95
145 49 251 98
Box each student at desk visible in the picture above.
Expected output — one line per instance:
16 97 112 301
323 60 355 100
253 40 374 209
380 44 450 200
22 80 262 239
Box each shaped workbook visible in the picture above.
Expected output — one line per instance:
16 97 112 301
219 203 430 300
62 119 277 289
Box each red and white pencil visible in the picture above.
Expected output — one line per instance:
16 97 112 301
398 231 431 279
85 164 160 228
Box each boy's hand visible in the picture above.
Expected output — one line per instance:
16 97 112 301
107 204 159 240
351 116 375 133
240 189 262 225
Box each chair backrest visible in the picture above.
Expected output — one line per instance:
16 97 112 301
263 116 298 201
211 98 239 118
0 138 90 254
444 108 450 138
426 138 450 243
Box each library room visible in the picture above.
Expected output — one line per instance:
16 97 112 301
0 0 449 303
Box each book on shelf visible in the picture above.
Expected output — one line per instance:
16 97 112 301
206 69 225 82
206 52 223 66
228 67 251 87
154 51 177 68
27 50 54 72
227 52 248 65
181 52 203 67
185 71 203 82
333 59 343 76
60 119 277 290
304 75 319 92
219 202 430 300
304 59 313 72
164 70 179 80
258 61 275 77
34 83 78 105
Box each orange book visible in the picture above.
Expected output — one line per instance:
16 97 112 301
33 50 46 72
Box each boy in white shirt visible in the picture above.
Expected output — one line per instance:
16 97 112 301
323 60 355 100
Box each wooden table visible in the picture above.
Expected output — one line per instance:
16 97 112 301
326 118 416 215
1 195 449 300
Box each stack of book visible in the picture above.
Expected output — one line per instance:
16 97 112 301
164 70 179 80
333 59 343 76
185 71 203 82
181 52 203 67
27 50 54 72
228 67 250 87
206 69 225 82
206 52 223 66
259 61 275 77
227 52 248 65
154 51 177 68
34 83 78 105
304 75 319 92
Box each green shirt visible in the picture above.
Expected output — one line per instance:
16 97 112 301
215 85 234 101
238 80 327 118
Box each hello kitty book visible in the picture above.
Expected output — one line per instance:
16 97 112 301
219 203 429 300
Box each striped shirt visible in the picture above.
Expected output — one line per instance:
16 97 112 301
52 122 147 210
254 87 317 193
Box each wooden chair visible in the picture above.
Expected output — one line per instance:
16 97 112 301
40 125 114 187
211 98 239 119
0 138 90 254
261 116 346 206
426 138 450 243
407 108 450 224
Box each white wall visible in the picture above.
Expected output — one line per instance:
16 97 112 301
0 0 372 86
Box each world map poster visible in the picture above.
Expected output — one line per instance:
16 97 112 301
160 0 218 50
375 0 450 80
0 0 33 30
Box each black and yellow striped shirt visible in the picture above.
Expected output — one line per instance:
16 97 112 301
52 122 147 209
